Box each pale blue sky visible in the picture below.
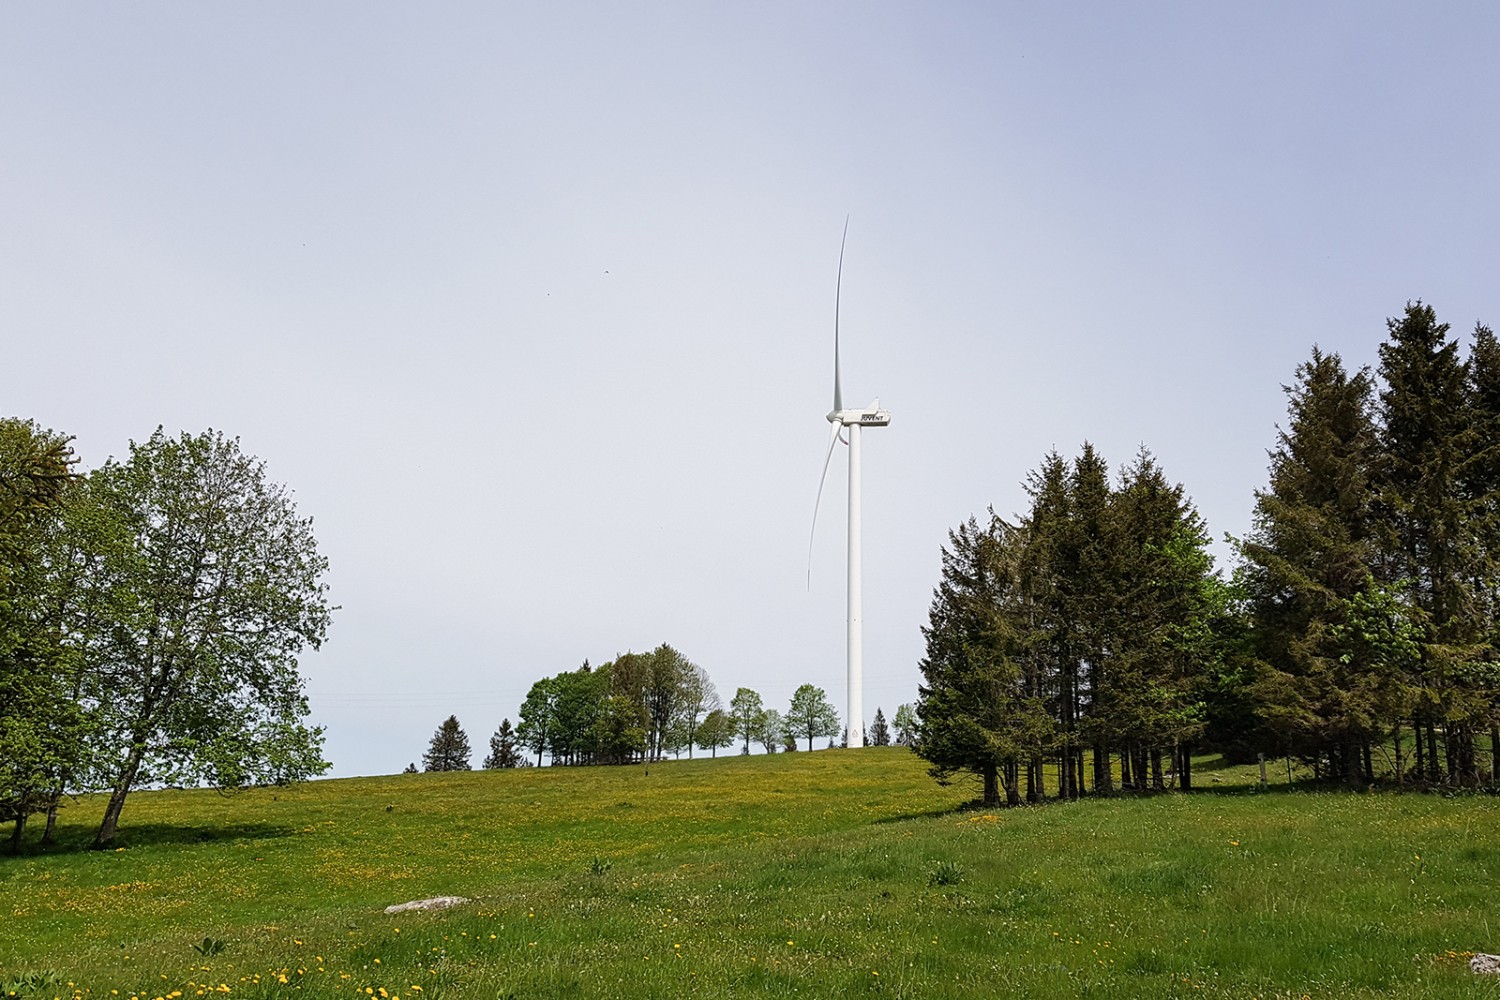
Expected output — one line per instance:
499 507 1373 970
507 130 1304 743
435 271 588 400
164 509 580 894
4 4 1496 775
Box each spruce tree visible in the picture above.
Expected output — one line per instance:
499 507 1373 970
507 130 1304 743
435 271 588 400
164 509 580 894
917 514 1053 806
868 707 891 746
483 719 522 769
423 715 472 772
1237 347 1387 783
1375 303 1483 784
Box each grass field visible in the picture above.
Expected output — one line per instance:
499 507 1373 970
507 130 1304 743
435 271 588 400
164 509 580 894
4 748 1500 999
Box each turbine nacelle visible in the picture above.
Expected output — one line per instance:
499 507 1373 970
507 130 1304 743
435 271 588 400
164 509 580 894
827 402 891 428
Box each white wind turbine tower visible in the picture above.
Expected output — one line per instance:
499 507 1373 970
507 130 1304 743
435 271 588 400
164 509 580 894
810 220 890 749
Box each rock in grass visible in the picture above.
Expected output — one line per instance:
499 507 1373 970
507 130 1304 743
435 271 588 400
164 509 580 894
1472 954 1500 975
383 896 470 915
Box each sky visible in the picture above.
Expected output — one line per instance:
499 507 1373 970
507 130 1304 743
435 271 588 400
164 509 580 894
4 4 1497 777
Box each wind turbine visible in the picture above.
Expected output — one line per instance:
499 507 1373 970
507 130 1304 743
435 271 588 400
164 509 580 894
810 220 890 749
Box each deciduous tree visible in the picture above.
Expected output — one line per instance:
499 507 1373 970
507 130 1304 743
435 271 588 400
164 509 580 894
786 684 839 752
76 429 331 847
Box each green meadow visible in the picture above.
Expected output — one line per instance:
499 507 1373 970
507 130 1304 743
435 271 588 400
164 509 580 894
4 748 1500 999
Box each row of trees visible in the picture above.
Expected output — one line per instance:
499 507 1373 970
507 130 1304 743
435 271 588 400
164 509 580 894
1238 303 1500 785
915 303 1500 803
498 646 919 767
0 423 331 851
916 442 1223 806
413 697 919 772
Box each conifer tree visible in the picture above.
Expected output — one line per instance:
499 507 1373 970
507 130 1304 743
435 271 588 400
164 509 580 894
868 707 891 746
917 514 1053 806
483 719 522 769
1375 303 1484 784
423 715 471 772
1238 347 1388 783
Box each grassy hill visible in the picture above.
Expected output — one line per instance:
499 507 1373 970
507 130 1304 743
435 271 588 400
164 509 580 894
4 748 1499 998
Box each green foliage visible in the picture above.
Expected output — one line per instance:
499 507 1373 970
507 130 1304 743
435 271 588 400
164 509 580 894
918 445 1219 803
786 683 839 752
925 859 963 886
728 687 764 754
483 718 523 769
891 703 918 745
62 428 331 846
190 935 227 956
423 715 472 772
695 708 735 757
868 706 890 746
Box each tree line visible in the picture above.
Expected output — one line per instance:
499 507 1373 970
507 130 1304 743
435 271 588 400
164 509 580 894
0 424 331 851
916 303 1500 804
410 656 921 770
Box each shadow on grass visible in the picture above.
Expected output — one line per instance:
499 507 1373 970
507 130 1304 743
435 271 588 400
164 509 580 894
872 804 966 824
2 820 298 860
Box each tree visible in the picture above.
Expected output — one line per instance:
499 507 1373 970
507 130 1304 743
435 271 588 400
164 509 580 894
643 644 694 761
1375 303 1487 784
402 762 417 774
0 418 92 852
75 429 331 847
786 684 839 752
917 513 1052 806
868 707 890 746
516 676 557 766
483 718 522 769
892 704 918 745
729 687 764 754
424 715 472 771
676 663 720 759
757 708 782 754
1237 347 1387 783
696 708 735 757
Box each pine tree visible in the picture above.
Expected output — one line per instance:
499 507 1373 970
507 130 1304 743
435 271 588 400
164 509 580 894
423 715 472 772
868 707 891 746
483 719 522 769
402 762 417 774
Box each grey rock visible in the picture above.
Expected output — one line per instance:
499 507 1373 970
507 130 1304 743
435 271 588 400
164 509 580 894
383 895 470 915
1470 953 1500 975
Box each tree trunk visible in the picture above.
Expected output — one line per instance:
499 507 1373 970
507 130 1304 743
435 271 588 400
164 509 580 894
1095 744 1113 794
1393 723 1404 783
1490 725 1499 786
1026 756 1043 802
1005 761 1021 806
8 813 26 855
982 764 1000 807
1362 740 1374 783
1180 745 1192 791
93 748 145 849
42 792 60 846
1121 749 1133 789
1413 716 1424 781
1425 720 1440 784
1150 748 1164 790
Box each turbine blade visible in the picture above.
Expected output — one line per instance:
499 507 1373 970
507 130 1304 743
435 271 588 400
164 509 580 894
833 216 847 415
808 420 843 589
